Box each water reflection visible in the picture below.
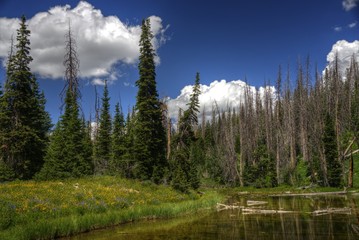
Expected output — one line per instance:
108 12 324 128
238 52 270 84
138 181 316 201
70 194 359 240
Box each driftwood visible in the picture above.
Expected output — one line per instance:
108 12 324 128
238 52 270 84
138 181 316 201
242 208 296 215
247 200 268 206
217 202 354 216
269 191 347 197
216 203 241 211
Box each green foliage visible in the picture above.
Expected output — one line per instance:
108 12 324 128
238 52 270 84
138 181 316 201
37 89 93 180
0 16 51 180
94 82 112 174
244 140 277 188
0 200 15 230
171 150 191 192
323 112 341 187
134 18 167 182
292 158 311 186
109 102 126 175
171 73 202 192
311 153 325 186
0 160 15 182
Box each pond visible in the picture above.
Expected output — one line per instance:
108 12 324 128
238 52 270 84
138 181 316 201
69 193 359 240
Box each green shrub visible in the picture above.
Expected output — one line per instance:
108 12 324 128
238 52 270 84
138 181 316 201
0 201 15 230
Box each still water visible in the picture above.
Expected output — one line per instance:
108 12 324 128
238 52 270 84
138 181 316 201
71 193 359 240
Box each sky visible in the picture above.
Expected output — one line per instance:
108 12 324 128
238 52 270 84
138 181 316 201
0 0 358 123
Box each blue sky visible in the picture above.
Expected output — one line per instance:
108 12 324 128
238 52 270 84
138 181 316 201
0 0 358 123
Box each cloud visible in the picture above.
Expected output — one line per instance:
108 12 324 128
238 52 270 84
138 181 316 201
167 79 275 122
0 1 168 84
342 0 358 11
91 78 106 86
348 21 357 28
324 40 359 77
334 26 342 32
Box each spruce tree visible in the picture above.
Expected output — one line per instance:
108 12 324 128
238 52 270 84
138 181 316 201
37 24 92 179
0 16 51 180
171 73 201 191
123 109 136 178
134 18 167 182
110 102 126 175
323 112 341 187
94 82 112 174
38 88 92 179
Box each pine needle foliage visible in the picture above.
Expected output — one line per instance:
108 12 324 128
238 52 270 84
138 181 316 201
133 18 167 182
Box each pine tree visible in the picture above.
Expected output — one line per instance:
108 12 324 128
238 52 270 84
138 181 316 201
110 102 126 175
171 73 201 191
134 18 167 182
38 89 92 179
94 82 112 174
0 15 51 180
323 112 341 187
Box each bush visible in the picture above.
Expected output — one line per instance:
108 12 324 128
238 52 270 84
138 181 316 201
0 201 15 230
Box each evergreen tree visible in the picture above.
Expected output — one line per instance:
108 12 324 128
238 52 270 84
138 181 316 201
81 119 94 175
38 89 93 179
323 112 341 187
122 109 136 178
110 102 126 175
134 18 167 182
37 24 92 180
0 16 51 180
94 82 112 174
171 73 201 192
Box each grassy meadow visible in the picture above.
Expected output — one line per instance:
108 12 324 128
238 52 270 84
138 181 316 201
0 176 223 240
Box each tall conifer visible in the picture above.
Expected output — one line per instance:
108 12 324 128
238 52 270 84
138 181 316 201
94 82 112 174
323 112 341 187
134 18 166 182
171 73 201 191
110 102 126 175
0 16 51 180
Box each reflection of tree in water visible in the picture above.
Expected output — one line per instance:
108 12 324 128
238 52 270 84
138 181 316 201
351 198 359 236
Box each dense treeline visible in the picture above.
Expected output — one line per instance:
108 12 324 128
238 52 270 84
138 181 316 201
0 16 358 192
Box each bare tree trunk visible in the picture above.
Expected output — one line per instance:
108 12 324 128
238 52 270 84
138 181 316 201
349 151 353 188
167 118 171 160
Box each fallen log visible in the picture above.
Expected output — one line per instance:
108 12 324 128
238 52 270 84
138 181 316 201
247 200 268 206
269 191 347 197
216 203 241 211
242 208 296 215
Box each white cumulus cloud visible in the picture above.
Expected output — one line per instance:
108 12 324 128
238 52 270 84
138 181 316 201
0 1 168 84
343 0 358 11
167 79 275 122
324 40 359 77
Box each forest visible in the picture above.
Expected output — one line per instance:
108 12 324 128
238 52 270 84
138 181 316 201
1 16 359 193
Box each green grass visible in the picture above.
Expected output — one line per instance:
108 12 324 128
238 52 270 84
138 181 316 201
0 176 223 240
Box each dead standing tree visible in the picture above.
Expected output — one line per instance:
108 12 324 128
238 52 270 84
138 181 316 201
61 23 81 102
